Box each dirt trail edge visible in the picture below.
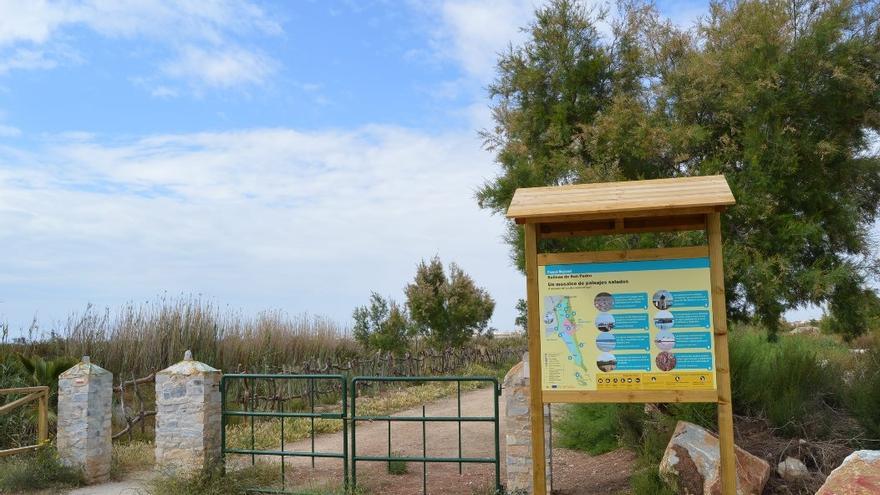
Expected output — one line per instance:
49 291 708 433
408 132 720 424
252 386 635 495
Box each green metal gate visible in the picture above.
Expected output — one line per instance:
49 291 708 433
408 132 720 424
350 376 501 495
220 373 349 494
220 374 501 494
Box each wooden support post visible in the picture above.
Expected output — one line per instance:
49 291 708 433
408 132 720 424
37 389 48 444
524 223 548 495
709 212 736 495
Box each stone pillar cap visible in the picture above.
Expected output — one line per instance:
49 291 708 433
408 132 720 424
158 353 219 375
59 357 111 378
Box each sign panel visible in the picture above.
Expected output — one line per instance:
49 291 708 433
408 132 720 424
538 257 716 392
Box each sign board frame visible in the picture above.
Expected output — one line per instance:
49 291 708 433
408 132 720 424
508 176 737 495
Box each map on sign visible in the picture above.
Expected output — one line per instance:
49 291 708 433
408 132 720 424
538 257 717 393
543 295 588 385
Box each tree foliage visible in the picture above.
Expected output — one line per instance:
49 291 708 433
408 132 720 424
515 299 529 332
352 293 412 354
405 257 496 348
479 0 880 338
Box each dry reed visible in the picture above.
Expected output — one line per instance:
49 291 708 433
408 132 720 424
54 295 357 377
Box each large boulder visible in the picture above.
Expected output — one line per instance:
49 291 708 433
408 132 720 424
659 421 770 495
816 450 880 495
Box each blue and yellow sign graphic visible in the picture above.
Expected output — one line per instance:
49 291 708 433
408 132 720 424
539 257 716 392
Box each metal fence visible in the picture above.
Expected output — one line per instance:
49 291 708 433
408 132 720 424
220 373 349 495
219 375 502 495
350 376 501 495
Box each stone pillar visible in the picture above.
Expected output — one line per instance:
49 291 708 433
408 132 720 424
503 353 551 494
155 350 222 472
57 356 113 484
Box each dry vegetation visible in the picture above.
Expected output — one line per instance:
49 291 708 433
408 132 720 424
9 295 358 378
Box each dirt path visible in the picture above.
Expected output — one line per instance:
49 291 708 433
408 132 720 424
230 387 635 495
67 386 635 494
65 473 153 495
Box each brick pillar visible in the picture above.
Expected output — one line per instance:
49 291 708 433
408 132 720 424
503 353 551 494
57 356 113 484
155 350 222 472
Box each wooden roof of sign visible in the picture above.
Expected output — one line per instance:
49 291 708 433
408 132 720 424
506 175 735 224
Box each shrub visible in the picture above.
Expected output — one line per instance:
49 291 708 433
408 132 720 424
555 404 621 455
729 328 845 436
0 354 34 449
844 347 880 447
0 445 84 493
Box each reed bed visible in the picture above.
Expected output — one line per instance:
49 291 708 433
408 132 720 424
40 296 358 378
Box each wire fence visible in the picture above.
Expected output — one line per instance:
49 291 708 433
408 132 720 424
111 345 525 442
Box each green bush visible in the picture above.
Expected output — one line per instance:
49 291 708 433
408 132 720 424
844 348 880 447
0 354 36 449
0 446 84 493
555 404 621 455
630 468 676 495
555 326 876 494
729 328 844 436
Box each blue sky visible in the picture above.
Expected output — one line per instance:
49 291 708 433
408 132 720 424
4 0 819 336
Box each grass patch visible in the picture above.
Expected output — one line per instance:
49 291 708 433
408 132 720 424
843 347 880 447
111 440 154 480
555 404 620 455
149 464 363 495
148 465 278 495
629 467 676 495
387 452 408 475
0 445 84 493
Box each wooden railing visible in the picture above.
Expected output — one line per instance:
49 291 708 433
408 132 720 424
0 386 48 457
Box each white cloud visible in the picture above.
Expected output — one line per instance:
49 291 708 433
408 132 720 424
428 0 539 81
163 45 275 89
0 126 524 332
0 0 280 90
0 124 20 137
0 47 60 73
0 0 67 45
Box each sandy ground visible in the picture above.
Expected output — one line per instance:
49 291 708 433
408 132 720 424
65 386 635 494
65 473 152 495
230 386 635 495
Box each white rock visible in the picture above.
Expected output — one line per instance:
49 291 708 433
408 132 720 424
776 456 809 481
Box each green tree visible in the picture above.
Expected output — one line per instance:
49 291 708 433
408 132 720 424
479 0 880 339
515 299 529 332
405 257 496 349
352 293 412 354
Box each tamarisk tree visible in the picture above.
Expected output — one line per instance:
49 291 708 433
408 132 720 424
405 256 495 349
479 0 880 339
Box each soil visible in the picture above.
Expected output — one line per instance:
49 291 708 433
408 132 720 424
238 387 636 495
64 473 153 495
67 387 637 494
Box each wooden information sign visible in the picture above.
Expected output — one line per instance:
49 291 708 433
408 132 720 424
507 175 737 495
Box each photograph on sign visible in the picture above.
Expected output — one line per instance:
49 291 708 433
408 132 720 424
538 257 716 392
